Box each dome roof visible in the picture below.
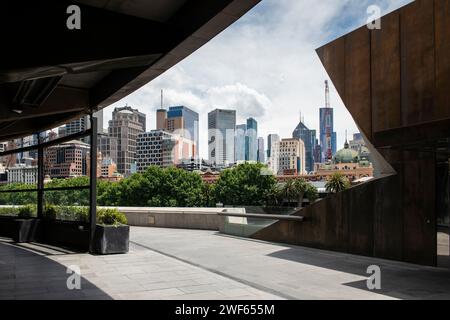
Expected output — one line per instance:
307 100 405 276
333 141 359 164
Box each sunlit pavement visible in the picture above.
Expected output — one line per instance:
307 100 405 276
1 227 450 300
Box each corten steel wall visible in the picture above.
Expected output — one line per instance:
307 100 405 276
254 0 450 266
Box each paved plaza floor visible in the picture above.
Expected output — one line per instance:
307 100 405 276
1 227 450 300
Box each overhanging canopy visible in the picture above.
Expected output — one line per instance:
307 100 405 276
0 0 260 141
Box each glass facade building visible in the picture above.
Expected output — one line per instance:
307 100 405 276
319 107 337 162
293 121 317 173
235 124 247 162
245 117 258 162
166 106 199 158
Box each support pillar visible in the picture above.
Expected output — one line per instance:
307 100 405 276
89 115 98 253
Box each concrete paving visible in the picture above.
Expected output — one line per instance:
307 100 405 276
0 237 279 300
2 227 450 300
131 227 450 300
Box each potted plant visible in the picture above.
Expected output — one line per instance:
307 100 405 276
93 208 129 255
13 204 40 243
41 205 90 250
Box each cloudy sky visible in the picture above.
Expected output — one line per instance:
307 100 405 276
103 0 413 159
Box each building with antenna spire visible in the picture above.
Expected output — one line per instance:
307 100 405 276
292 112 317 173
319 80 337 162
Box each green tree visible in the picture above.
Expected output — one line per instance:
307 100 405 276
325 173 351 193
214 163 276 206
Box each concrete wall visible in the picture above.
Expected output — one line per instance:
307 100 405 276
106 207 245 231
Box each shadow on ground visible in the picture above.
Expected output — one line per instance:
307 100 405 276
0 238 111 300
268 247 450 300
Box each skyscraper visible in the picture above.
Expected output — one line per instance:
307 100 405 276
293 120 317 173
108 106 145 176
245 117 258 161
156 106 199 158
320 80 337 162
235 124 247 162
257 137 265 163
267 134 280 159
208 109 236 166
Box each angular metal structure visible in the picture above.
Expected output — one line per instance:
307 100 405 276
254 0 450 266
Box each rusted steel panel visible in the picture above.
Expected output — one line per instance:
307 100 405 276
435 0 450 118
371 11 402 133
316 37 346 104
344 26 372 140
400 0 436 125
402 152 436 265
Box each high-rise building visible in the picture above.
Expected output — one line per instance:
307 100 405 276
156 109 167 130
156 106 199 157
278 138 306 175
267 134 280 158
98 133 118 165
319 107 337 162
44 140 90 178
320 81 337 162
235 124 247 162
208 109 236 166
293 120 317 173
245 117 258 161
108 106 145 176
59 110 104 141
136 130 195 172
267 140 280 175
257 137 265 163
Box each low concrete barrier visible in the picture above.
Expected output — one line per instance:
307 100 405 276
107 207 246 231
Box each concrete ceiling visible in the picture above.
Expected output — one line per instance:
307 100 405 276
0 0 261 142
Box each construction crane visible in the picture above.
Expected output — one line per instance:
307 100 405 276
324 80 332 161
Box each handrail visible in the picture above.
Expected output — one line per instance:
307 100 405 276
218 212 304 222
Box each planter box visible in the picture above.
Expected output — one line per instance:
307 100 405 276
93 224 129 255
41 220 90 251
12 219 40 243
0 216 15 238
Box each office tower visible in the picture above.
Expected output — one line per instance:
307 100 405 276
320 81 337 162
59 110 104 140
257 137 265 163
156 109 167 130
245 117 258 161
136 130 195 172
278 138 306 175
293 119 317 173
267 140 280 175
208 109 236 166
98 133 118 165
45 140 90 178
156 106 199 157
108 106 145 176
267 134 280 158
235 124 247 162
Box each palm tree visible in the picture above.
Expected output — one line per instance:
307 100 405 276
282 179 297 206
325 173 351 193
305 183 319 204
293 178 308 207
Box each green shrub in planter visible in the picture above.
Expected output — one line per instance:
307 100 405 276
18 204 36 219
0 207 19 216
97 208 127 226
43 204 58 220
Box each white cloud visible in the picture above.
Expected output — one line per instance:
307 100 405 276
103 0 413 159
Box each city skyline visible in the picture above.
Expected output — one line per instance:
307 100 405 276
100 0 412 160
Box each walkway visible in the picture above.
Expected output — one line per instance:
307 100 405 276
2 227 450 300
